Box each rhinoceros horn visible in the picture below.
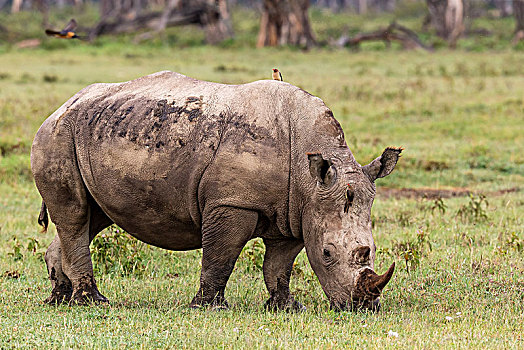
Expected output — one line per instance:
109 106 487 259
358 262 395 297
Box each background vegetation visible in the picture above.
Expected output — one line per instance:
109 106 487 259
0 4 523 349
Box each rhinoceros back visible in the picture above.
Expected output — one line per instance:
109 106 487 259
43 71 315 244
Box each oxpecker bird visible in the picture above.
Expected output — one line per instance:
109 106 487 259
45 19 82 39
272 68 283 81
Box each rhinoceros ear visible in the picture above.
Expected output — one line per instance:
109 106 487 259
307 153 336 186
362 147 402 182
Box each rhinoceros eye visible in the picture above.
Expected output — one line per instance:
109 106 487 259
344 185 354 213
322 244 338 267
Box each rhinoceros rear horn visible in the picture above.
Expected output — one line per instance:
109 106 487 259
360 262 395 297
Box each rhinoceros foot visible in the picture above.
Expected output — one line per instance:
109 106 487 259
69 276 109 305
265 295 306 312
44 282 73 305
189 293 229 310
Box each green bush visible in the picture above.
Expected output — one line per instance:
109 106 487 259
456 194 489 223
238 238 265 272
90 225 148 277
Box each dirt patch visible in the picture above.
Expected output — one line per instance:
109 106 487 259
378 187 520 199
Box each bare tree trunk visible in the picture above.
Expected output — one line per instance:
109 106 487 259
427 0 448 37
156 0 180 31
385 0 396 12
426 0 464 47
34 0 48 27
514 0 524 43
358 0 367 14
11 0 22 13
100 0 116 17
494 0 512 17
202 0 234 44
257 0 315 48
445 0 464 47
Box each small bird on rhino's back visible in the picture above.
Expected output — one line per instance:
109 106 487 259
272 68 283 81
45 19 82 39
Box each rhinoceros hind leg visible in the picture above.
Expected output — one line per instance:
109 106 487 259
70 275 109 305
33 119 113 306
44 235 73 305
44 283 73 305
54 212 109 305
43 200 113 305
189 207 257 309
262 238 305 312
46 194 109 305
65 202 113 305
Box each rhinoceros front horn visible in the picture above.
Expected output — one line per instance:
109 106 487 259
359 262 395 297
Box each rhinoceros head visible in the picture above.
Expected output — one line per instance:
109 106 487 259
303 147 402 312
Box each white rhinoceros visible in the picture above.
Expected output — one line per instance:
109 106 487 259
31 71 401 311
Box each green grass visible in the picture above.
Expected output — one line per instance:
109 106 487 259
0 21 523 349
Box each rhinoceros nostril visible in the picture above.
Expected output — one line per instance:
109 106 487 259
354 246 371 262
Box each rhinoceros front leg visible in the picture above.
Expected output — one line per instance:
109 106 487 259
190 207 257 309
262 238 305 311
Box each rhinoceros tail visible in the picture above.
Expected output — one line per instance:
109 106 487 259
38 201 49 233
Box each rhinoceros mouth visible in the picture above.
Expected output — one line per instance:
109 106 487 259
329 297 381 312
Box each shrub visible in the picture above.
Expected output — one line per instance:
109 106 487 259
381 230 432 273
90 226 147 277
238 238 265 272
456 194 489 223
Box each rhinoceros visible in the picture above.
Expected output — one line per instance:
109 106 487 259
31 71 401 311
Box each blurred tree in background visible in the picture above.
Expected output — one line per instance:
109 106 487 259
257 0 315 47
0 0 522 47
514 0 524 42
91 0 233 42
426 0 464 47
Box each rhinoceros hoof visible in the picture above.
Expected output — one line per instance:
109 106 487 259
189 296 229 310
70 289 109 305
44 283 73 305
69 277 109 305
265 296 306 312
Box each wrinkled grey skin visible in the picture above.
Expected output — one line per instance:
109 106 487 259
31 71 401 311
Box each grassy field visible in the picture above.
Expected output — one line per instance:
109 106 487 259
0 19 523 349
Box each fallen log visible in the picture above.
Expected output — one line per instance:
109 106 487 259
88 3 217 40
335 22 433 51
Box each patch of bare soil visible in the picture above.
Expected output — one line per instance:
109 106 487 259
378 187 520 199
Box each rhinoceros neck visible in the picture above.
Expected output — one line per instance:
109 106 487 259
287 89 358 239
